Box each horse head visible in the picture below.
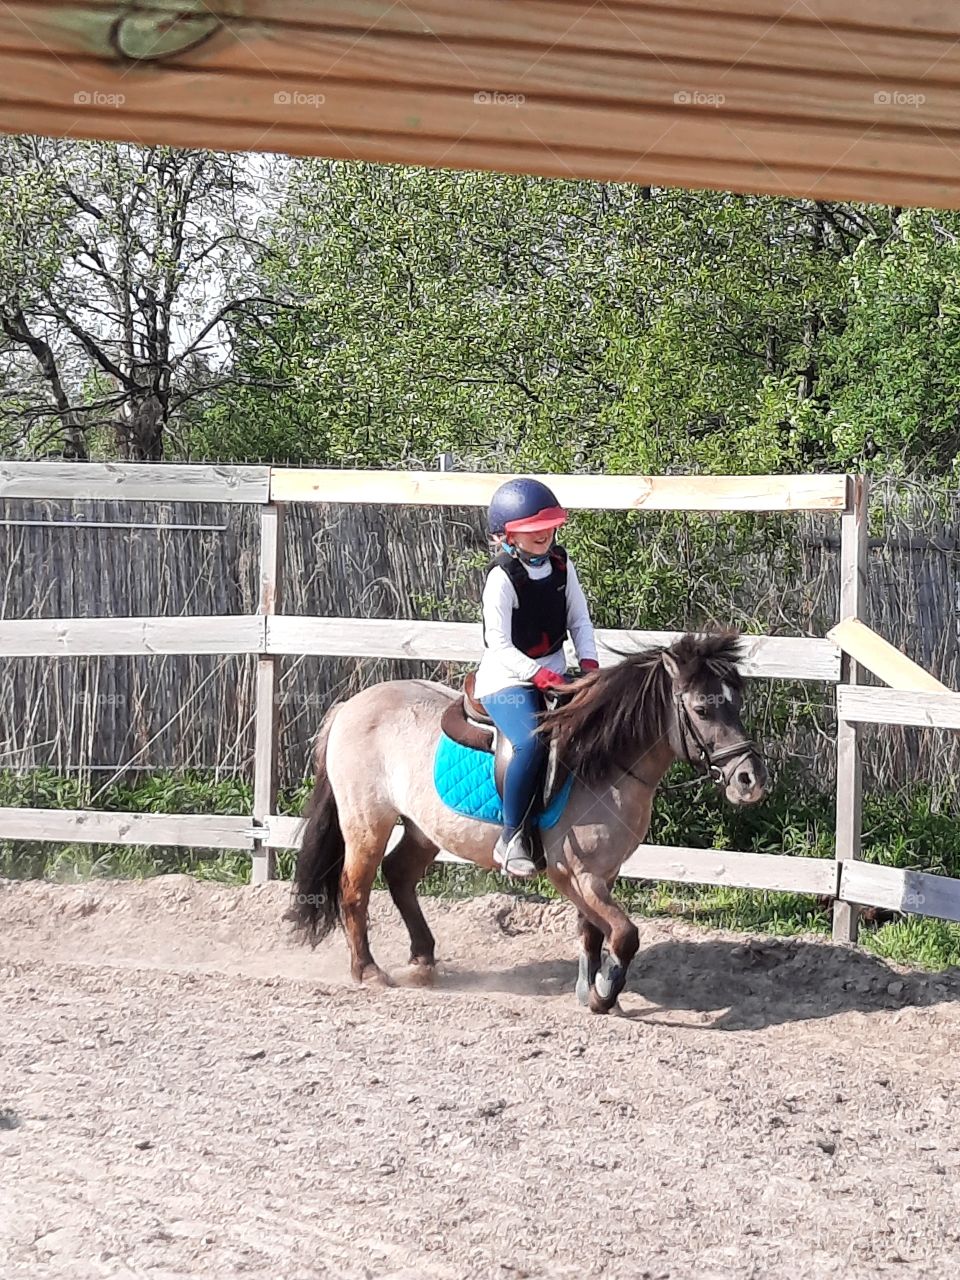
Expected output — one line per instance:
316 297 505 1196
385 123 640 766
658 630 769 806
540 629 769 806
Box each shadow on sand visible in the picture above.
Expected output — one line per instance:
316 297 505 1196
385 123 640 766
434 936 960 1031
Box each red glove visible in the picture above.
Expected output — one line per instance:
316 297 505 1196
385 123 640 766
579 658 600 671
532 666 569 692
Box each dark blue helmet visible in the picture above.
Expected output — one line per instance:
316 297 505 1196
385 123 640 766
487 478 567 536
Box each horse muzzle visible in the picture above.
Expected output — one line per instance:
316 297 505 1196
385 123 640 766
720 750 769 807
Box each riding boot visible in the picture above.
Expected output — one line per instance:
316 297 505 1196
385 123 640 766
493 828 538 879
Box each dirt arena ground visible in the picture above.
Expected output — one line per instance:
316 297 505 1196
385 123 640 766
2 875 960 1280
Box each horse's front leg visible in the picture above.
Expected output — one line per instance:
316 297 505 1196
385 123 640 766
575 912 604 1007
549 865 640 1014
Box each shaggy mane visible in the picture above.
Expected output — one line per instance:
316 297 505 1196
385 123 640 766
538 629 744 787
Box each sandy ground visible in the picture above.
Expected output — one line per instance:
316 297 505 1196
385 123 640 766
2 875 960 1280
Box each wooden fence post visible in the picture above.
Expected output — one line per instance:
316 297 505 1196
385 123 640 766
833 475 869 943
252 501 285 885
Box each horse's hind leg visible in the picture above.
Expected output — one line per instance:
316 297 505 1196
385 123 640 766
382 820 440 982
340 812 398 987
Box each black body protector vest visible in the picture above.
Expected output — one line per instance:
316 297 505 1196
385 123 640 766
486 545 569 659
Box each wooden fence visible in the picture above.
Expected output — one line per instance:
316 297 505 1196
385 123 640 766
2 461 959 944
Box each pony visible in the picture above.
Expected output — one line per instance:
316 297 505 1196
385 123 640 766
288 630 768 1013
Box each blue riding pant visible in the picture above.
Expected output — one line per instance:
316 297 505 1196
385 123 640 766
480 685 547 835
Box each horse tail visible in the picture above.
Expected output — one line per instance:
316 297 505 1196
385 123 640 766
287 705 345 946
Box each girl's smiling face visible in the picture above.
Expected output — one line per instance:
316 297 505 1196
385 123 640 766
512 529 555 557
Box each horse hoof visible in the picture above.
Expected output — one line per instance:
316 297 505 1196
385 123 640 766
354 964 395 988
576 976 592 1006
588 986 616 1015
395 962 436 988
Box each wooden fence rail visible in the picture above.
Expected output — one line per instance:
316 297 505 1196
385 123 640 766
0 614 841 682
4 463 955 939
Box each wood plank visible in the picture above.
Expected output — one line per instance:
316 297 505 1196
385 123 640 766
838 687 960 729
16 0 960 45
8 2 960 137
5 98 959 211
0 616 266 657
268 814 834 896
839 861 960 924
0 462 270 503
619 845 839 895
5 5 960 206
0 612 836 681
0 807 254 849
265 814 836 895
263 814 308 849
266 616 483 663
833 475 869 944
252 503 285 885
828 617 949 693
270 470 848 512
266 616 837 681
229 0 960 81
595 631 841 682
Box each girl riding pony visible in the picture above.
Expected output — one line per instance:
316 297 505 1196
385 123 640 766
474 477 599 878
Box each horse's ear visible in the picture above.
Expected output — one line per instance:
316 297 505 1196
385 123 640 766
661 650 682 683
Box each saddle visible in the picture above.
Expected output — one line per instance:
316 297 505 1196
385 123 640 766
440 672 570 863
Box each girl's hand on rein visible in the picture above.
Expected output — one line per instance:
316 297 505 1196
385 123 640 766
532 667 569 692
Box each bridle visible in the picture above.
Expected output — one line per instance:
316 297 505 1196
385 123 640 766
622 689 758 791
673 690 758 785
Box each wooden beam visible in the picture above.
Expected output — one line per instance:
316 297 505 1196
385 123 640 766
839 861 960 925
264 814 836 895
266 616 839 681
828 617 950 693
6 98 960 211
0 615 266 657
838 686 960 730
0 613 837 681
4 4 960 207
833 475 869 944
596 631 841 683
0 462 270 503
270 469 848 512
251 503 285 885
618 845 839 895
0 462 847 513
0 807 254 849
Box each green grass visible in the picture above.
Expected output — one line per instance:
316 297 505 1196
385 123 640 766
4 768 960 969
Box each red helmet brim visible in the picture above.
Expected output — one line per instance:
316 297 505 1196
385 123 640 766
503 506 568 534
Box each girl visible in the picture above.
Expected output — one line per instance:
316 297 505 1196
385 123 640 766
474 477 600 878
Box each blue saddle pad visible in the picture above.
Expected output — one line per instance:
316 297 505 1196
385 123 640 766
433 733 574 828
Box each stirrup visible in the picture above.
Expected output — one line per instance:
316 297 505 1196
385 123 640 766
493 831 538 879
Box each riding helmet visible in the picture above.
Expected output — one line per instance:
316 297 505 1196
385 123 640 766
487 477 567 536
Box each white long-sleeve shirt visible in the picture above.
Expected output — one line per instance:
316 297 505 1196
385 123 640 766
473 555 599 699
